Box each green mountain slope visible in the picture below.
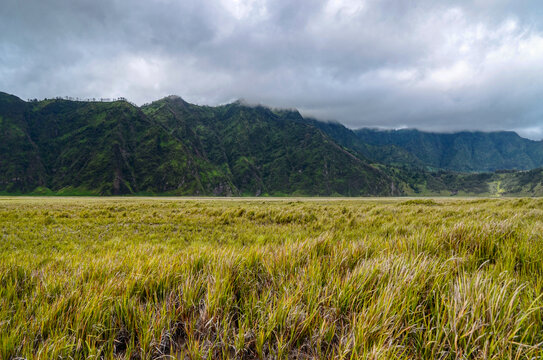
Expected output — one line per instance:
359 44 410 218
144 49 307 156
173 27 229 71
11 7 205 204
300 119 425 168
0 93 47 192
250 116 543 197
0 93 398 196
0 93 235 195
142 97 397 196
2 90 543 197
355 128 543 172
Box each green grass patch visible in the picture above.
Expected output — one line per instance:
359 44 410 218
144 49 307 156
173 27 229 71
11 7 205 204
1 197 543 359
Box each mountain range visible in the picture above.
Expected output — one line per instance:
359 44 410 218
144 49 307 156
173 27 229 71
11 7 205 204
1 91 542 196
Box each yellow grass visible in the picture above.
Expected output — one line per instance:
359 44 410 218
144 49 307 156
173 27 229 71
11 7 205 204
1 197 543 359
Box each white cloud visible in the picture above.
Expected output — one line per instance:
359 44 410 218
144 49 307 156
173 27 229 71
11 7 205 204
1 0 543 137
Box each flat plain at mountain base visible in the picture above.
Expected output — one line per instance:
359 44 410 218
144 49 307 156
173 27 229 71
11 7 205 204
2 197 543 359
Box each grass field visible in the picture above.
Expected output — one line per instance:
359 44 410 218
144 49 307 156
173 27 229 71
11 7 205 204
2 197 543 359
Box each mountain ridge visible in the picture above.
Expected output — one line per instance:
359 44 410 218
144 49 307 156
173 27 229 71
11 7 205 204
354 128 543 172
0 92 398 196
1 91 543 196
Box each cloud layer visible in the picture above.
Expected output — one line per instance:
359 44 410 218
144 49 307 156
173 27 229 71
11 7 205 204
2 0 543 137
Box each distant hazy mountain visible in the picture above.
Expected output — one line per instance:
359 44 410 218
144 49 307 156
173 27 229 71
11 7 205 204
303 120 543 172
355 128 543 172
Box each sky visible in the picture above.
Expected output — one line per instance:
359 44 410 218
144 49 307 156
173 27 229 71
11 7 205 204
2 0 543 138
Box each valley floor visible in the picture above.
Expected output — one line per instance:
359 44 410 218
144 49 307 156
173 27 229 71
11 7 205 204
1 197 543 359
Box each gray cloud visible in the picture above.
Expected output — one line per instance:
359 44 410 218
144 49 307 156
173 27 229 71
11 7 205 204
1 0 543 138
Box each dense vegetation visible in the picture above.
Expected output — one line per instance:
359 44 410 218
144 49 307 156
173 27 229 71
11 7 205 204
0 93 234 195
355 128 543 172
2 197 543 359
141 97 394 196
0 93 395 196
2 91 543 197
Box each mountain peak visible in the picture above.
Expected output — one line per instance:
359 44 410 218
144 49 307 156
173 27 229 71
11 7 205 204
0 91 25 104
163 95 187 103
231 98 251 106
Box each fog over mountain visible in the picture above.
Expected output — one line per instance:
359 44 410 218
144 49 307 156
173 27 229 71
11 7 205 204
2 0 543 138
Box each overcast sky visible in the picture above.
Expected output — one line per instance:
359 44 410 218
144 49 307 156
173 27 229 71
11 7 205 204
2 0 543 138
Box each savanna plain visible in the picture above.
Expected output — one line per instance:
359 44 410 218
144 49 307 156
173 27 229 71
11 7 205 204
2 197 543 359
